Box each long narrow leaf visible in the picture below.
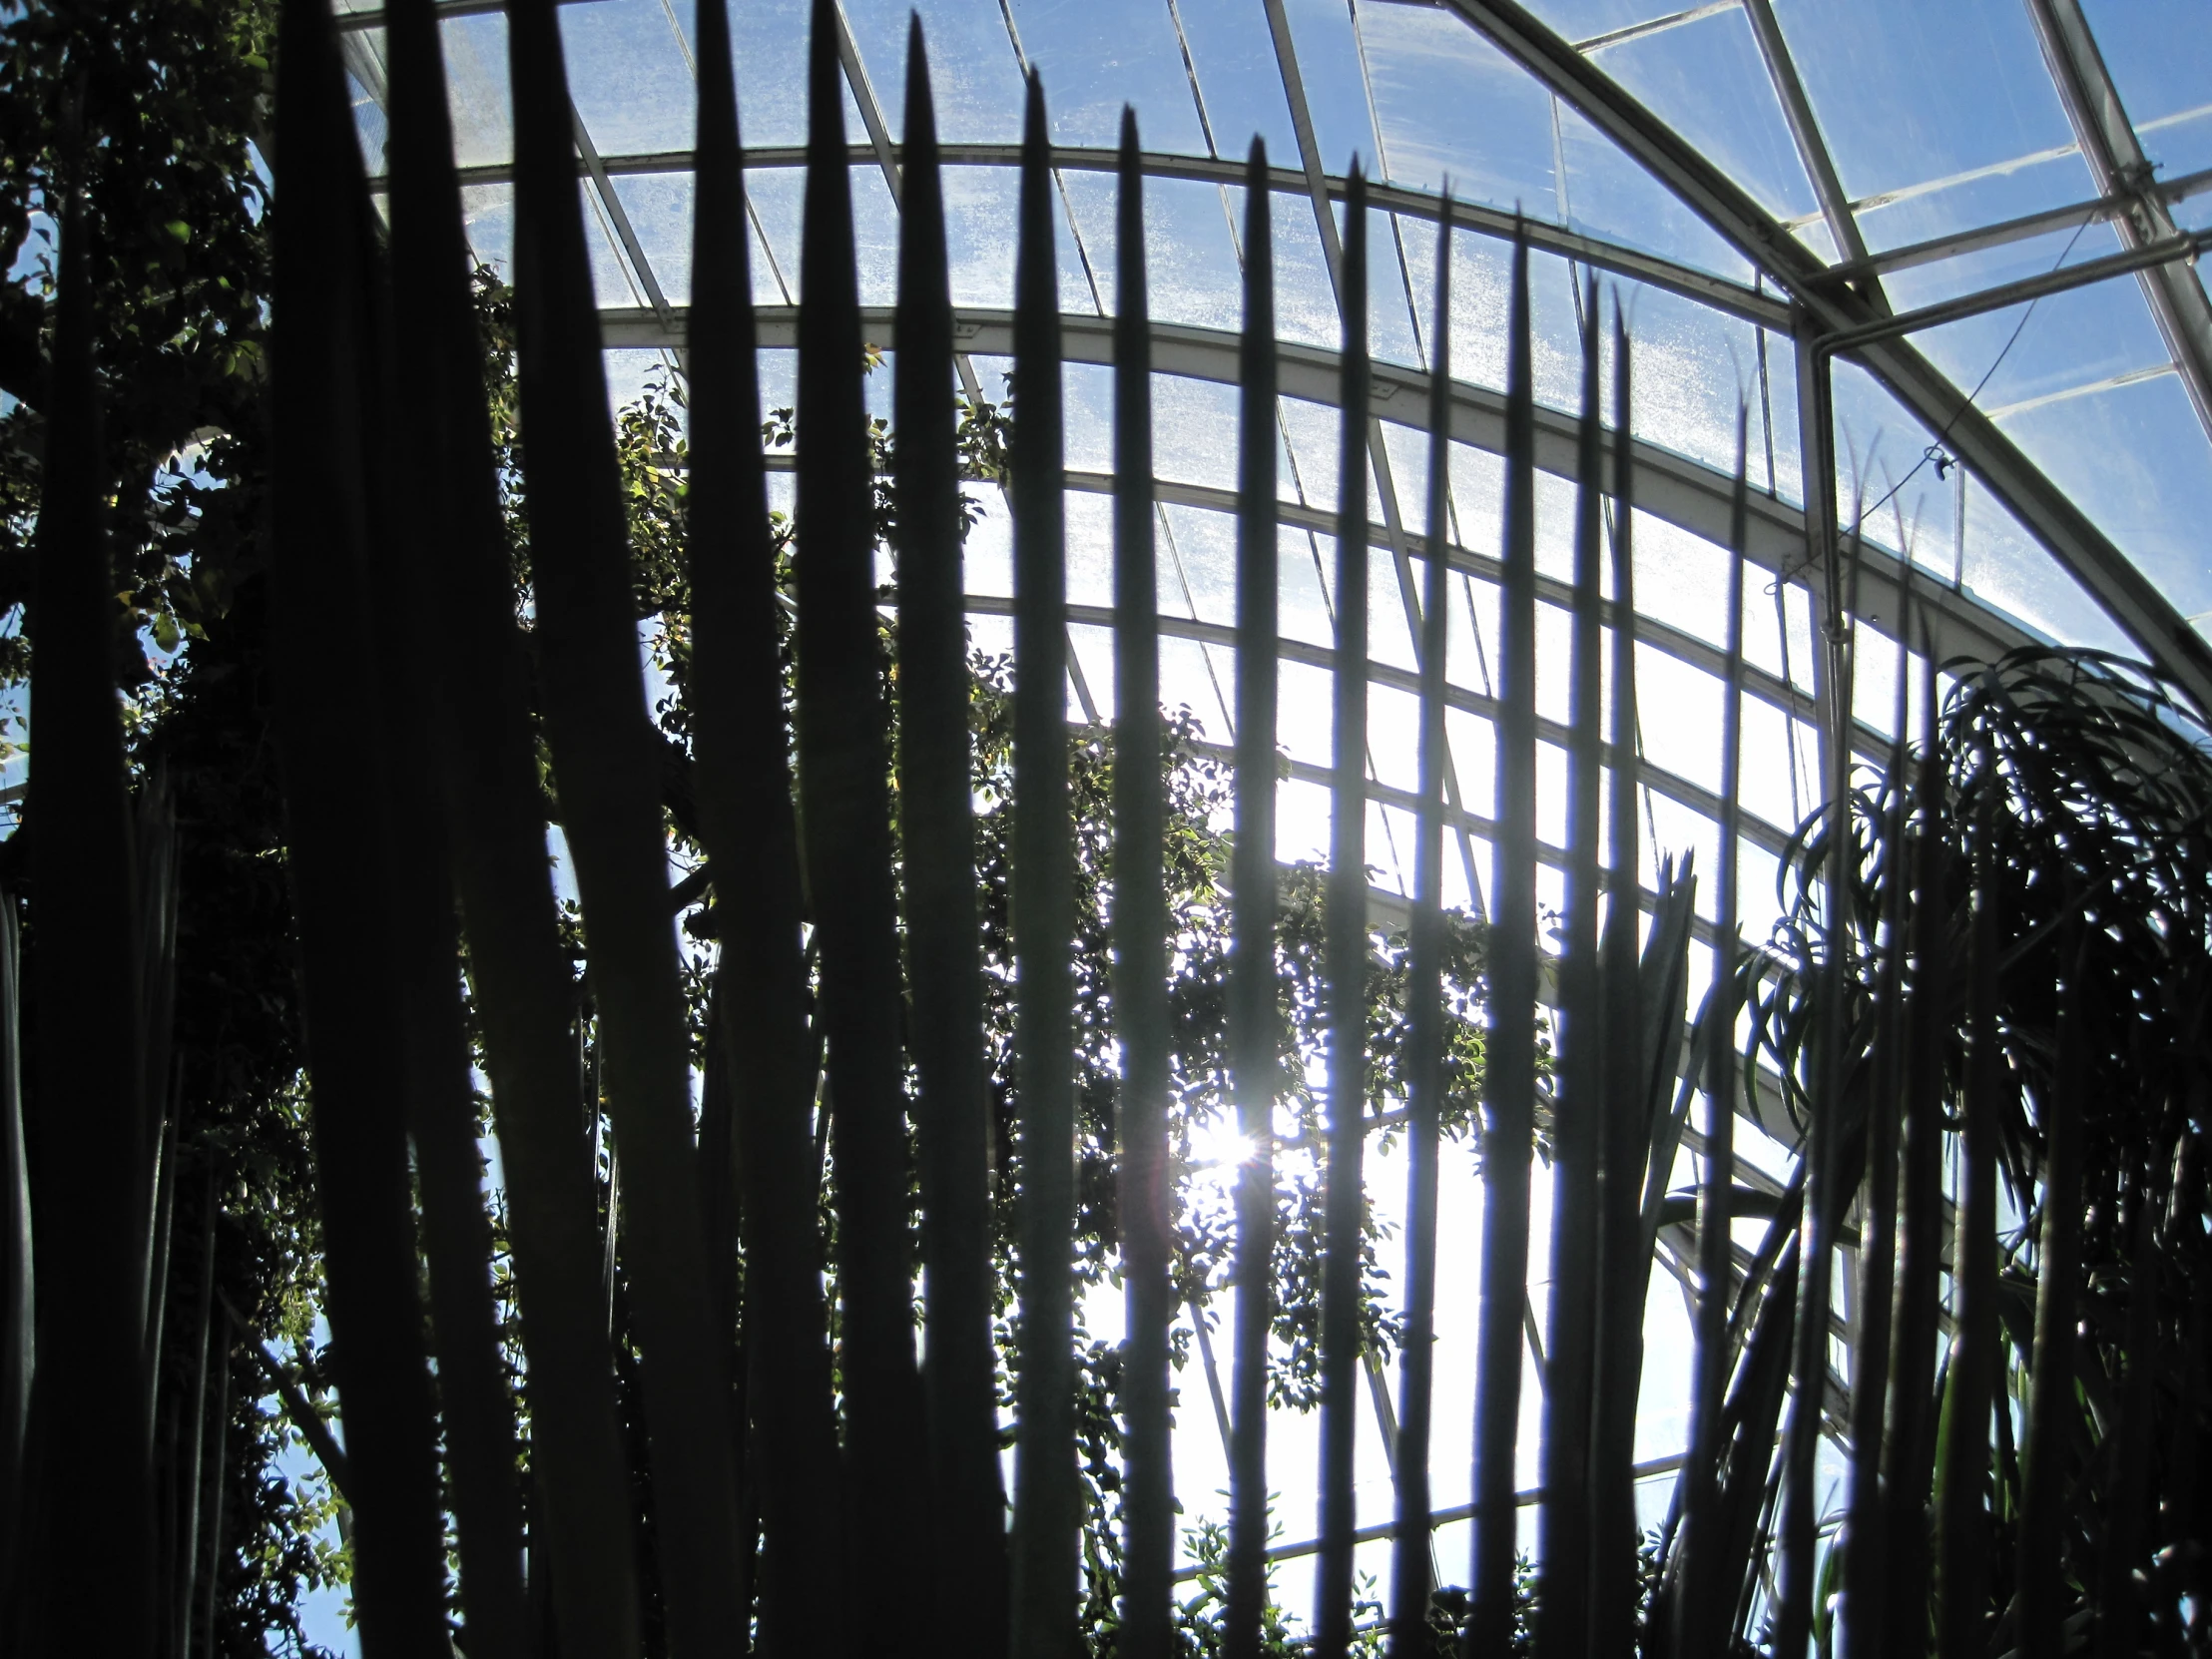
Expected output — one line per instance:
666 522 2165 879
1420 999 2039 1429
1468 226 1537 1654
1113 107 1175 1659
1387 206 1452 1659
685 0 847 1649
1936 767 2004 1659
790 0 931 1642
2017 926 2090 1659
1536 273 1604 1659
1226 136 1282 1659
1589 305 1645 1659
1674 411 1749 1659
268 3 452 1644
894 26 1009 1656
1841 610 1916 1659
1313 163 1371 1659
382 0 639 1638
18 108 154 1659
1007 68 1081 1659
1881 627 1948 1659
507 0 749 1642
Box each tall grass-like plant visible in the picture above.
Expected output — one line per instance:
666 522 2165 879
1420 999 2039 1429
60 6 2207 1657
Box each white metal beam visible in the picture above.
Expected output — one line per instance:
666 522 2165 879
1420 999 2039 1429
2022 0 2212 443
1423 0 2212 714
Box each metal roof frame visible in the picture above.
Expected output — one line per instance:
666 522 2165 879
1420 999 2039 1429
1424 0 2212 716
2022 0 2212 445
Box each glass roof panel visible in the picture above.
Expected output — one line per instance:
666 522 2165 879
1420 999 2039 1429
1999 373 2212 631
1851 151 2101 269
726 0 812 148
560 0 697 157
1000 0 1210 156
845 0 1025 147
1900 238 2168 416
608 172 694 301
1166 0 1300 169
1615 278 1774 481
1771 0 2086 213
2078 0 2212 177
442 11 515 170
1584 9 1821 228
1959 472 2133 654
1551 99 1761 281
1349 2 1561 213
1276 0 1383 179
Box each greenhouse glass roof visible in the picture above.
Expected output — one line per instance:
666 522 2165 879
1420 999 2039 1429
328 0 2212 1601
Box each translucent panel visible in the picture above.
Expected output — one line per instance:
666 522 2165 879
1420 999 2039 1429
1158 501 1236 626
964 496 1013 598
1279 659 1335 773
739 165 803 305
1358 206 1431 370
1736 692 1810 839
609 173 696 302
1065 491 1115 611
1619 281 1772 482
561 0 697 156
604 347 673 416
1158 632 1225 737
1553 101 1760 282
1447 704 1496 822
1170 0 1300 168
1587 9 1820 227
1889 227 2169 410
1959 477 2133 653
852 164 904 307
844 0 1025 146
1506 0 1696 47
1002 0 1210 156
1631 509 1732 648
1278 0 1382 179
461 182 516 274
1281 527 1336 653
1352 2 1559 212
1772 0 2082 208
1269 188 1341 352
1151 377 1241 495
1853 151 2093 266
2080 0 2212 173
1998 373 2212 628
1278 776 1332 866
724 0 812 148
579 180 647 307
1069 623 1115 721
1374 423 1435 550
1407 237 1587 412
1644 790 1722 923
1533 737 1568 852
1634 643 1723 795
1530 597 1573 727
1370 543 1421 672
1531 470 1580 586
1850 631 1933 747
1278 396 1344 513
442 12 514 170
1738 573 1818 700
1077 174 1245 335
1446 443 1508 584
344 40 390 176
1447 563 1499 700
1827 361 1958 577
